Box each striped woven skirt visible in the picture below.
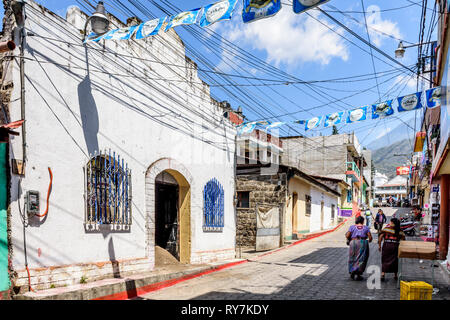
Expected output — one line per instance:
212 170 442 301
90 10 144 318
348 239 370 275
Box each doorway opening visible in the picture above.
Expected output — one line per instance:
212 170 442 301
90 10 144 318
155 171 179 260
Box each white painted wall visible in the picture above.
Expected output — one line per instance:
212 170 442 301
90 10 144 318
6 1 236 284
309 187 338 232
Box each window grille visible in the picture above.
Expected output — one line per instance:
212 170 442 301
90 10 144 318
203 178 224 231
331 204 336 219
237 191 250 208
84 150 132 226
305 195 311 216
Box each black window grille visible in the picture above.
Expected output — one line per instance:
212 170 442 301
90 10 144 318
305 195 312 216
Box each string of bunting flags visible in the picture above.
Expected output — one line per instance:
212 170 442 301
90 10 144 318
85 0 331 42
237 86 442 135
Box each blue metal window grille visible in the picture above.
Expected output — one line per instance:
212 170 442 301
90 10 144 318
203 178 224 231
84 150 132 226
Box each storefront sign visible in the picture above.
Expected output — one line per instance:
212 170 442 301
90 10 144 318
396 166 410 175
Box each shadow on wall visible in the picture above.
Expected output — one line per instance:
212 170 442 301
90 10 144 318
78 74 99 156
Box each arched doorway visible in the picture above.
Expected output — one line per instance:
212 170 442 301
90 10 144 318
146 159 192 264
155 171 179 259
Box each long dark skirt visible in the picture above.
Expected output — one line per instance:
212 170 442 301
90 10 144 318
348 239 369 275
382 241 400 273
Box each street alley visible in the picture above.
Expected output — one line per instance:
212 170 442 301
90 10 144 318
137 208 449 300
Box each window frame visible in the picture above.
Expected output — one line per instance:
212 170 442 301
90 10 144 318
203 178 225 231
305 194 312 216
84 151 132 227
237 191 250 209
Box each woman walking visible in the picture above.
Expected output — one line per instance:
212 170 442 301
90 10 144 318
378 218 405 281
346 216 373 281
374 209 387 234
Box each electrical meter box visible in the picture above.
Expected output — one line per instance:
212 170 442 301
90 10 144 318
26 190 40 215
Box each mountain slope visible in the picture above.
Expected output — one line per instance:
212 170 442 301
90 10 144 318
371 139 413 180
363 117 417 150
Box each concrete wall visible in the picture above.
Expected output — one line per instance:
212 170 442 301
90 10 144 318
281 134 356 180
309 187 338 232
286 175 338 236
4 1 236 290
286 176 310 235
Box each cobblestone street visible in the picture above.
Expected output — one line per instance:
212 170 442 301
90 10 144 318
137 208 450 300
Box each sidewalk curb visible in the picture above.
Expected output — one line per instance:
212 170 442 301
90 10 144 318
93 260 248 300
96 216 354 299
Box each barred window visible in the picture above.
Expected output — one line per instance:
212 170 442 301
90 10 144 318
84 151 132 226
237 191 250 208
203 178 224 231
331 204 336 219
305 195 311 216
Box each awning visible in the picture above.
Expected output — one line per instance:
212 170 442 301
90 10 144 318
0 119 24 136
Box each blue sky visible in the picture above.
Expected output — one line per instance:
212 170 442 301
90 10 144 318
10 0 437 148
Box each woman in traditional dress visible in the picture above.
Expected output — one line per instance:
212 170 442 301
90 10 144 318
345 216 373 281
374 209 387 234
378 218 405 281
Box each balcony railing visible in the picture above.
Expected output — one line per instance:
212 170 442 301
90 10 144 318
346 161 361 177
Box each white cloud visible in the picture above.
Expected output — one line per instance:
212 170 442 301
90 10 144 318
394 74 421 92
215 4 349 67
363 5 402 47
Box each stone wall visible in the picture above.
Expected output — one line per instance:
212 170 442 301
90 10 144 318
236 173 286 247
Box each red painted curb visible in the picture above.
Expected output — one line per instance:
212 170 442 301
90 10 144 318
94 215 355 300
93 260 248 300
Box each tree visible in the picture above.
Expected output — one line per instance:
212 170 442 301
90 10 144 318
332 125 339 135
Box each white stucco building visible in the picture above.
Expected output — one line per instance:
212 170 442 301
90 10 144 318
1 1 240 291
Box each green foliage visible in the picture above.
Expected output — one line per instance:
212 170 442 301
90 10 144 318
80 276 88 284
332 125 338 135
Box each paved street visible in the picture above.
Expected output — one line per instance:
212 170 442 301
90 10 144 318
137 207 449 300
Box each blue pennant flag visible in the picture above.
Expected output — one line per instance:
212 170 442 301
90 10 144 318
265 121 285 130
108 25 140 41
84 32 102 43
346 106 368 123
86 29 117 43
242 0 282 23
426 87 441 109
165 8 202 32
237 122 257 135
324 111 344 127
372 100 394 119
397 92 423 112
305 116 323 131
135 17 166 40
293 0 330 14
199 0 238 27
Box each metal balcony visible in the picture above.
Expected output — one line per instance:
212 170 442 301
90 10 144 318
346 161 360 183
